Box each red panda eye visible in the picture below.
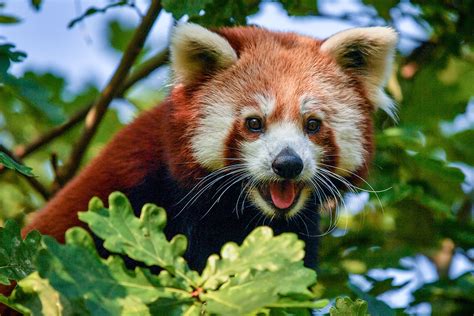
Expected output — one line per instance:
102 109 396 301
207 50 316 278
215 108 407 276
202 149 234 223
306 118 321 134
246 117 263 132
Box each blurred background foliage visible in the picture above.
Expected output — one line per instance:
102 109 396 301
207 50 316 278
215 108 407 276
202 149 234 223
0 0 473 314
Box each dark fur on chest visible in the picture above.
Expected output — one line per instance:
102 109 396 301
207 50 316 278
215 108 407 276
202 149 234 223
93 167 320 272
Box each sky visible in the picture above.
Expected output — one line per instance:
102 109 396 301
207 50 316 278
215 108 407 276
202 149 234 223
1 0 426 91
0 0 472 313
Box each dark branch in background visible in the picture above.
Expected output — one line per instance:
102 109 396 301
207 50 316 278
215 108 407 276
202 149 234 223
0 145 50 200
20 49 168 160
123 49 169 91
315 10 428 44
69 0 142 28
0 48 168 177
15 105 92 159
53 0 162 189
0 1 431 195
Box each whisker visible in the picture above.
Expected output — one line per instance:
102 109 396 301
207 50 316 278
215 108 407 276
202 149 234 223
317 163 387 214
174 165 248 218
200 173 251 220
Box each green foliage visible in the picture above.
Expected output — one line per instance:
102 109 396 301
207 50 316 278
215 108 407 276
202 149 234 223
7 272 68 315
2 193 330 315
400 58 474 126
0 1 22 24
79 193 200 288
161 0 215 20
0 43 26 79
1 0 473 314
0 220 41 285
0 151 34 177
362 0 398 20
278 0 318 16
0 15 20 24
348 283 394 316
411 272 474 315
30 0 42 10
330 297 369 316
162 0 319 26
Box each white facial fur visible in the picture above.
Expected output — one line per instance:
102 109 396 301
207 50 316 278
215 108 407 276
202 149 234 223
241 121 320 182
172 24 398 218
238 95 325 218
242 121 321 218
191 98 234 170
190 89 367 218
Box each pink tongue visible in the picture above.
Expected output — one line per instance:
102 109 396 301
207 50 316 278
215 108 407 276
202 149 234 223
269 181 296 209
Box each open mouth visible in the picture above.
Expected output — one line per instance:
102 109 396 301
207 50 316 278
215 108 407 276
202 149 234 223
257 180 305 212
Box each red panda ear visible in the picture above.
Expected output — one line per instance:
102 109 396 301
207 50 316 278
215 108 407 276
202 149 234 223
170 23 238 85
320 27 398 118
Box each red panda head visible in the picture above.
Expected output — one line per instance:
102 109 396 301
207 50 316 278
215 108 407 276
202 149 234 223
165 23 397 218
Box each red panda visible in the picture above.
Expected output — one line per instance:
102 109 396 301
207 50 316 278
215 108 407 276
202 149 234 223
19 23 397 273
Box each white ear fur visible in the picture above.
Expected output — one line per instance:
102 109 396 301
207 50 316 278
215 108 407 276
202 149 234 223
170 23 237 85
320 27 398 118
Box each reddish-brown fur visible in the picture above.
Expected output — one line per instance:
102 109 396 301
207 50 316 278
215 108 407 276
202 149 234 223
19 25 376 252
1 26 381 308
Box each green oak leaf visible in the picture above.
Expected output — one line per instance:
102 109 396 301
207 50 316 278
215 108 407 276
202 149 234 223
35 227 188 316
8 272 72 316
349 282 395 316
0 219 41 285
78 192 200 289
147 299 199 316
202 262 318 314
266 298 329 309
330 297 369 316
4 193 333 315
201 226 306 289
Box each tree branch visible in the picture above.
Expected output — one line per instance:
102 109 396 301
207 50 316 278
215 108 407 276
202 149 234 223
0 145 50 200
48 0 162 189
122 48 169 91
0 46 167 195
15 49 169 160
0 47 168 177
14 105 92 159
56 0 162 187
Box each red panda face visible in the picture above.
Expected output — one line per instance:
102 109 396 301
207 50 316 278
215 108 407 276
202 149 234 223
169 24 397 219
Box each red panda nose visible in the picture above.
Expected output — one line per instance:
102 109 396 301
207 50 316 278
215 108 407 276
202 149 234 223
272 148 304 179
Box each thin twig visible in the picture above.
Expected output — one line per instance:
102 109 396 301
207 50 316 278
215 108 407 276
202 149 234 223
0 145 50 200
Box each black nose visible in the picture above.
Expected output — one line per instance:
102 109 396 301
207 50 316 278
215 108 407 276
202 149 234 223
272 148 304 179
